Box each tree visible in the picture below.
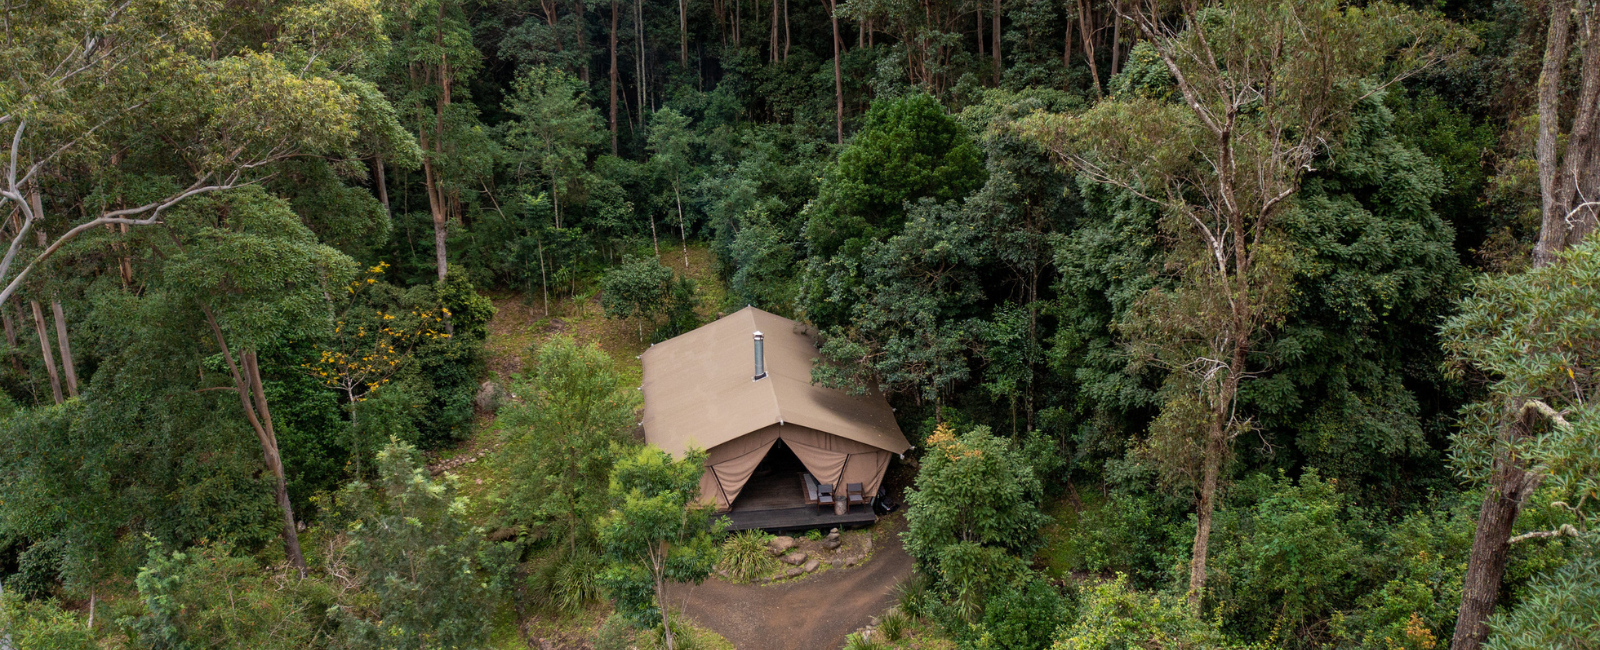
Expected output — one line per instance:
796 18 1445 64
331 440 513 650
601 254 674 339
504 66 605 230
384 0 487 280
495 336 640 553
0 0 376 305
1021 0 1464 612
1450 2 1600 647
802 93 985 329
647 109 699 267
130 544 334 650
903 424 1049 567
596 446 718 650
1443 239 1600 650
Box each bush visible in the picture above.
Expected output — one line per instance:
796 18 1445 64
877 608 910 642
1051 576 1255 650
526 546 606 614
331 440 515 650
128 543 334 650
977 577 1068 650
0 593 95 650
716 531 776 582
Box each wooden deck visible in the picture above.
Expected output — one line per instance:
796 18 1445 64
717 441 878 533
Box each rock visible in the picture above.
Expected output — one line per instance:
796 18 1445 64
474 381 509 413
784 567 804 578
822 537 842 551
864 539 873 553
830 527 840 535
768 536 797 555
781 551 807 566
832 558 843 568
803 559 820 573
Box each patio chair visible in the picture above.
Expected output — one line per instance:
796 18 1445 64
845 483 865 509
817 483 835 514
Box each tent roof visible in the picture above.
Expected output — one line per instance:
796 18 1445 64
641 306 909 457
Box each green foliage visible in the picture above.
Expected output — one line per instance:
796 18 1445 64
601 255 676 339
803 94 987 329
1050 576 1255 650
0 593 95 650
902 424 1049 568
1484 540 1600 650
597 447 718 632
331 440 513 650
715 531 777 583
129 543 334 650
495 335 639 552
1209 471 1364 644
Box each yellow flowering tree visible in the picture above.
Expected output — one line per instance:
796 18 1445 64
303 263 451 447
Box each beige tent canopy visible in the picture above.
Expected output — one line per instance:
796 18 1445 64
641 307 910 511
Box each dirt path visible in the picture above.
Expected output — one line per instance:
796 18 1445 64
665 523 914 650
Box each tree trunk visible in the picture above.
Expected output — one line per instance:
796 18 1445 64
1452 429 1538 650
201 304 307 577
1063 16 1073 89
30 300 62 405
679 0 688 65
674 184 689 267
611 1 621 154
1110 2 1122 75
374 155 391 217
637 0 647 125
1186 414 1224 612
1452 6 1598 648
50 301 76 398
991 0 1001 81
650 212 661 257
538 237 550 316
1078 0 1100 96
770 0 779 62
829 0 844 144
783 0 791 60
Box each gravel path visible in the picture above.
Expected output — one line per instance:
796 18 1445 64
665 521 914 650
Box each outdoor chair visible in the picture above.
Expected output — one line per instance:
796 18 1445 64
817 483 835 514
846 483 865 508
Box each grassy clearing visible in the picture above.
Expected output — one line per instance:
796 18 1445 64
1035 486 1103 580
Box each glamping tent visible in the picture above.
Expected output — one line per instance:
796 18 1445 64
641 307 910 517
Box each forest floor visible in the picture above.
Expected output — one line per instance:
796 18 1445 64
665 516 915 650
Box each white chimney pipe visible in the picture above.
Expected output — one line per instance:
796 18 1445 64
753 331 767 380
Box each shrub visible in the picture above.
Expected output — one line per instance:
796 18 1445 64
128 543 334 650
527 546 606 614
331 440 515 650
877 608 910 642
0 593 95 650
978 577 1067 650
717 531 777 582
1051 576 1255 650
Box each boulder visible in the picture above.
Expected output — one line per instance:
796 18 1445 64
821 537 842 551
784 567 805 578
767 536 797 555
803 559 820 573
474 381 509 413
781 551 807 566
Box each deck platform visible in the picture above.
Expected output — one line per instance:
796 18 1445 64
721 504 877 532
717 441 878 533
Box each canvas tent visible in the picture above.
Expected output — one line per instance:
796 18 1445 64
641 306 910 511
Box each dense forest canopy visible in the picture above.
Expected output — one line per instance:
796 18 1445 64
0 0 1597 647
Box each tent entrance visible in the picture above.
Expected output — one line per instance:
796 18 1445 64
722 439 881 532
729 440 808 513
